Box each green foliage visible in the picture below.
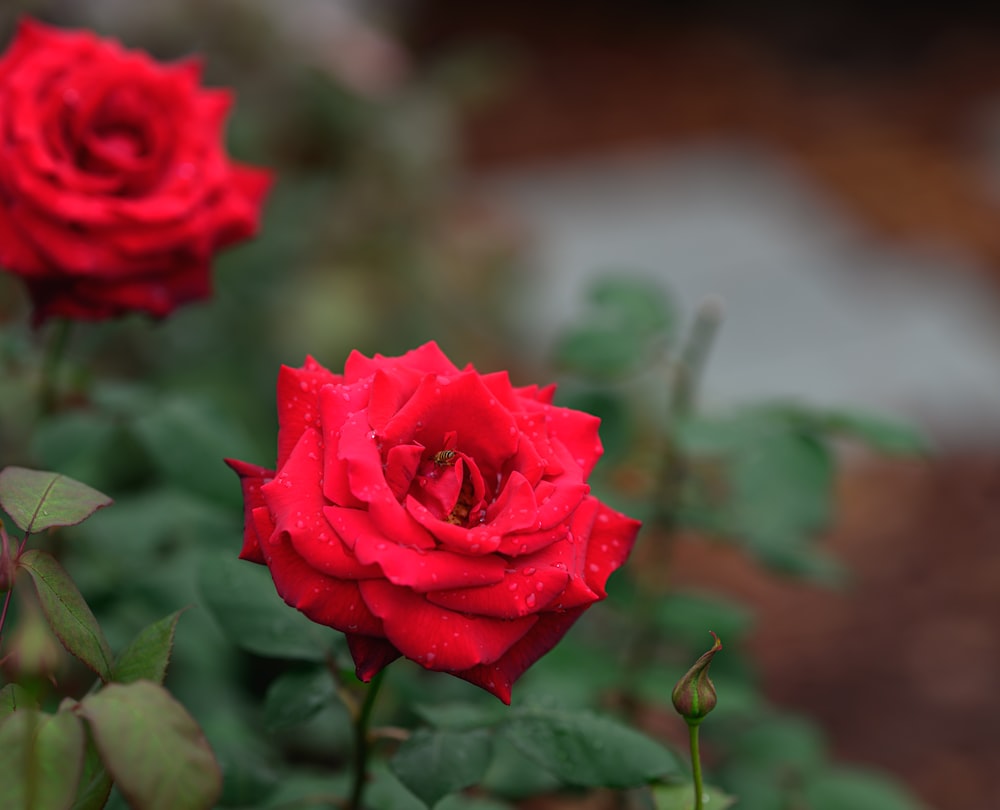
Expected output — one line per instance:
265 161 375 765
390 727 494 807
802 768 927 810
198 551 342 661
79 681 222 810
501 704 682 788
652 782 737 810
0 708 86 810
391 701 683 807
262 665 338 731
112 610 186 685
554 277 676 380
18 549 115 682
0 467 112 533
0 684 38 719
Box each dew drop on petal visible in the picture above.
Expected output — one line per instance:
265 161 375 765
525 593 537 608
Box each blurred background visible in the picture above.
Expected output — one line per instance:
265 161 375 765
2 1 1000 808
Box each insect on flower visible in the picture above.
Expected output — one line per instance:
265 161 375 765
432 449 458 466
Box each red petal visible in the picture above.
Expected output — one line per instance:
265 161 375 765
359 579 537 671
581 503 641 598
382 372 520 475
332 506 506 591
224 458 274 564
276 361 340 468
346 634 401 682
262 429 379 580
262 530 383 636
453 607 587 704
426 565 570 619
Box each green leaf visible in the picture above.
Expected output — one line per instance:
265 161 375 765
652 782 737 810
198 551 340 661
262 666 337 731
653 591 754 648
390 727 494 807
0 467 112 533
676 408 841 578
802 768 927 810
0 709 86 810
131 397 257 506
727 714 827 773
18 550 113 682
727 431 833 546
112 609 186 685
819 408 928 455
501 705 683 788
480 735 562 799
413 701 507 731
0 683 39 720
79 681 221 810
69 744 113 810
554 277 676 380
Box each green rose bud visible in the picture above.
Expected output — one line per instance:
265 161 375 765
672 631 722 725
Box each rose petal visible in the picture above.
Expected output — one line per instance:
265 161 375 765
346 633 401 682
276 360 340 468
262 429 380 580
452 607 588 704
344 342 460 383
382 371 520 474
581 503 641 598
328 506 506 591
359 579 537 671
426 565 570 619
262 529 384 636
224 457 274 564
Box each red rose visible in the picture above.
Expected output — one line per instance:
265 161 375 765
0 18 270 323
228 342 640 703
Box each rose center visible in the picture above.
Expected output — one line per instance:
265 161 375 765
408 448 487 528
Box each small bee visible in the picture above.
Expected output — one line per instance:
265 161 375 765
432 449 458 466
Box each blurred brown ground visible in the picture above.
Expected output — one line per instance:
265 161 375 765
405 4 1000 808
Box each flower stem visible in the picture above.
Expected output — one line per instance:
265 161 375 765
38 319 71 416
669 298 722 420
687 721 705 810
347 669 386 810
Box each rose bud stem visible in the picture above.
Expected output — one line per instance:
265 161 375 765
671 631 722 810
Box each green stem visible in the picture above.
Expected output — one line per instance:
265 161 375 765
347 669 386 810
688 721 705 810
669 298 722 420
38 319 72 416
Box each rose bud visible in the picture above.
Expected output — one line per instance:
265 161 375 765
5 600 62 681
227 342 641 703
0 18 271 323
672 631 722 724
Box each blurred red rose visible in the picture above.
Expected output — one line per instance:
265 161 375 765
228 342 640 703
0 18 270 323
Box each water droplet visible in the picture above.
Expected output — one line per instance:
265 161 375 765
525 593 537 608
522 567 536 575
507 582 518 591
